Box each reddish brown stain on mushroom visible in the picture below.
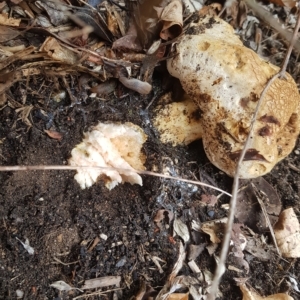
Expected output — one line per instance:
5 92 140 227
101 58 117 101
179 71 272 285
258 125 272 137
229 149 269 162
259 114 281 126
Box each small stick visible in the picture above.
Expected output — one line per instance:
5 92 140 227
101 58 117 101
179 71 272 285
0 165 232 197
51 257 80 266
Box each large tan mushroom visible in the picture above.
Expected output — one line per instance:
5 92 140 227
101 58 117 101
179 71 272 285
154 14 300 178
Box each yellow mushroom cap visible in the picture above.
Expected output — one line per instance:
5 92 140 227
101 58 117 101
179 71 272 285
165 15 300 178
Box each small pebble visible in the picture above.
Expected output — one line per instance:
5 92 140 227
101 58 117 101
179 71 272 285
207 210 215 218
294 150 300 155
16 290 24 299
116 257 127 267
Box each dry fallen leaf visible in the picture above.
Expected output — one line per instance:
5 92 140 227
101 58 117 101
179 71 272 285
267 0 296 8
0 25 20 43
245 235 274 261
40 37 79 64
50 280 83 292
154 0 183 40
274 208 300 258
167 293 189 300
0 13 21 26
173 217 190 243
201 218 227 243
154 209 174 230
236 178 281 232
200 194 218 207
239 283 294 300
44 130 63 141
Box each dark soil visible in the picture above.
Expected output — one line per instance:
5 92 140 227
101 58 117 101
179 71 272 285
1 72 300 300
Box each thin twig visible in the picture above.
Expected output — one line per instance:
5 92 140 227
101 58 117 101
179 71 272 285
208 8 300 297
51 257 80 266
0 165 232 197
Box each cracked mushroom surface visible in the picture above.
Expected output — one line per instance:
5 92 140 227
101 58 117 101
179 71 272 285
163 14 300 178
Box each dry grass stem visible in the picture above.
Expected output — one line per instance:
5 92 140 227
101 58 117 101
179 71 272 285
0 165 232 197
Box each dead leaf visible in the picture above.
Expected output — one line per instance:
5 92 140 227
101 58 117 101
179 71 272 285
170 242 186 281
235 178 281 232
44 130 63 141
200 194 218 206
167 293 189 300
239 283 294 300
201 218 227 243
154 0 183 40
35 1 69 26
50 280 83 292
268 0 296 7
106 4 120 37
40 37 79 64
0 25 20 42
154 209 174 230
225 0 248 28
187 243 206 260
274 208 300 258
0 13 21 26
231 224 248 273
173 217 190 243
156 275 198 300
245 235 274 261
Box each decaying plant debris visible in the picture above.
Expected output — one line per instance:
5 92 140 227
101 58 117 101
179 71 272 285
0 0 300 299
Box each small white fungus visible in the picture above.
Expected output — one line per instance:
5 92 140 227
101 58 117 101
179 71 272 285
69 122 147 190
